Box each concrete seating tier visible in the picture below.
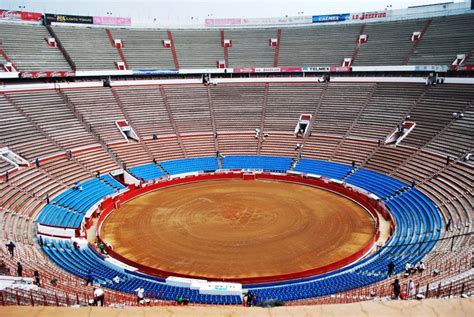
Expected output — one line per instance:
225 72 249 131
0 23 70 71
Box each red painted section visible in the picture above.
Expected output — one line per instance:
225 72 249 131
106 29 129 70
273 29 282 67
220 30 228 67
167 31 180 69
0 49 19 71
116 120 128 127
403 19 432 65
350 24 366 64
96 171 390 285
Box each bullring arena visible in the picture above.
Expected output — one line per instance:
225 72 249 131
0 0 473 316
100 179 377 281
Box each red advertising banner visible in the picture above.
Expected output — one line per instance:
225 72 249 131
351 11 387 20
302 66 351 72
451 65 474 72
234 67 302 73
19 71 76 79
0 9 43 22
233 67 255 73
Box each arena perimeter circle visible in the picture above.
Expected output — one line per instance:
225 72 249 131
100 179 376 280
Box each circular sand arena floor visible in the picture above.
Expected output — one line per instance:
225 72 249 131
100 179 376 280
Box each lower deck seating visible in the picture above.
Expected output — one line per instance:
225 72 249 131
221 155 292 172
42 239 242 305
294 159 353 179
36 176 122 228
37 157 441 304
129 163 166 181
160 157 219 175
345 168 407 198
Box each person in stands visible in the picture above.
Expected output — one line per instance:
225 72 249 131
392 279 401 299
387 261 395 277
85 270 94 286
98 241 106 254
5 241 16 258
17 262 23 277
446 217 452 232
135 287 145 304
34 270 41 287
407 279 416 298
93 287 105 306
405 262 412 275
416 261 426 274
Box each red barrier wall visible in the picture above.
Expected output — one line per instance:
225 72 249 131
95 171 391 285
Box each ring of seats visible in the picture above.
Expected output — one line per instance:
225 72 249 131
38 155 442 304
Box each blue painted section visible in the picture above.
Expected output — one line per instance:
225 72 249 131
161 157 218 175
129 163 166 181
42 240 242 305
222 156 292 172
37 176 121 228
294 159 352 179
346 168 406 198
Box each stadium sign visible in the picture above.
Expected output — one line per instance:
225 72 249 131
93 16 132 26
312 14 350 23
132 69 179 75
45 13 93 25
233 67 302 73
19 71 76 79
302 66 351 72
351 11 388 20
0 9 43 22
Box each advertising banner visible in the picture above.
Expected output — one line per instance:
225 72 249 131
351 11 388 20
132 69 179 75
233 67 255 73
241 16 311 26
45 13 93 25
451 65 474 72
413 65 449 72
93 16 131 26
312 14 350 23
19 71 76 79
302 66 351 72
0 9 43 22
233 67 303 73
205 16 311 27
205 18 241 27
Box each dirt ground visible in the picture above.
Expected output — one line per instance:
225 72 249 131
101 179 376 279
